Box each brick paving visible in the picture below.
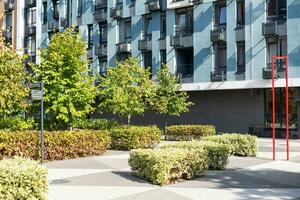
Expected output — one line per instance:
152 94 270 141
46 139 300 200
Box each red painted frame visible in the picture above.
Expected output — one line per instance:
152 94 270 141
271 56 289 161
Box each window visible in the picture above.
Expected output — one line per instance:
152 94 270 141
175 7 193 35
99 23 107 44
143 15 152 39
214 42 227 71
42 2 48 24
267 37 287 68
88 24 93 49
236 0 245 27
214 1 226 26
125 19 131 42
160 12 166 38
98 60 107 75
53 0 59 21
78 0 82 17
267 0 287 21
26 8 37 25
236 42 245 74
25 36 36 55
143 52 152 77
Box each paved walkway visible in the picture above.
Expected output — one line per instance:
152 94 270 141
46 139 300 200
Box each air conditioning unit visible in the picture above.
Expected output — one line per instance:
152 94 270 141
262 22 278 37
148 0 160 11
117 43 131 53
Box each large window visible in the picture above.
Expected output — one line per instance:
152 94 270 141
160 50 167 66
26 8 37 25
237 42 245 74
214 1 226 26
125 19 131 42
215 43 227 71
143 14 152 39
160 12 166 38
143 52 152 77
99 23 107 44
78 0 82 17
267 37 287 68
175 7 193 35
87 24 93 49
52 0 59 21
236 0 245 27
267 0 287 21
265 89 297 129
25 36 36 56
42 2 48 24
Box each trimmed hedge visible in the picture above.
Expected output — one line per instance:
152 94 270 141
73 118 119 130
0 157 48 200
129 148 208 185
0 117 35 131
166 125 216 141
161 140 230 170
110 126 161 150
0 130 111 160
202 133 258 157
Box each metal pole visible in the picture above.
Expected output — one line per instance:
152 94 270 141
272 56 276 161
41 83 44 164
285 56 289 161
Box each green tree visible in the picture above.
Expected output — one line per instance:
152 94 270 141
0 31 29 117
32 28 96 130
97 57 155 124
153 64 193 138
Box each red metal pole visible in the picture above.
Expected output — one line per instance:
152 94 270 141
272 56 276 161
285 56 289 161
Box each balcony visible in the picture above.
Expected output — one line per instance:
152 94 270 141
87 48 93 59
170 26 193 48
25 25 36 36
48 20 59 32
210 68 227 82
262 62 286 80
148 0 160 11
4 0 14 11
262 21 287 37
138 37 152 51
95 44 107 59
110 5 123 19
168 0 200 9
176 64 194 83
60 18 69 28
25 0 36 7
95 10 107 22
211 26 226 42
235 26 245 42
117 43 131 53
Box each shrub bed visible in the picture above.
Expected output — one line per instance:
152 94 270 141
73 118 119 130
161 141 230 170
202 133 258 157
0 157 48 200
129 148 208 185
110 126 161 150
0 130 111 160
166 125 216 141
0 117 35 131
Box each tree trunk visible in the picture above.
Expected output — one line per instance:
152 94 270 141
68 111 73 131
127 114 131 125
164 115 168 141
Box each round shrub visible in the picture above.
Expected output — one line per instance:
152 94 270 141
0 130 111 160
202 133 258 157
110 126 161 150
166 125 216 141
0 157 48 200
160 140 230 170
129 148 208 185
0 117 35 131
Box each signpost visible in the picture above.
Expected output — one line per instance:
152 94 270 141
30 83 44 164
271 56 289 161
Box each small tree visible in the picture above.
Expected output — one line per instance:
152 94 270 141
32 28 96 130
153 64 193 139
0 31 29 117
98 57 155 124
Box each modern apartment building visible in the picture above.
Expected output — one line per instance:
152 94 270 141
2 0 300 137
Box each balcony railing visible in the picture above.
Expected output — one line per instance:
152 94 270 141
95 44 107 59
48 20 59 31
110 5 123 19
25 24 36 36
210 67 227 82
210 25 226 42
95 10 107 22
138 34 152 51
117 43 131 53
25 0 36 7
176 64 194 83
262 61 286 79
175 25 193 37
4 0 14 11
148 0 160 11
